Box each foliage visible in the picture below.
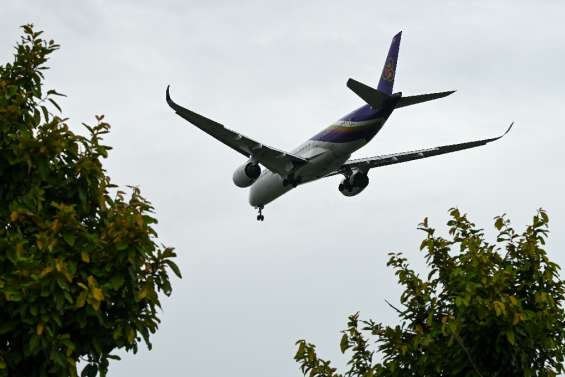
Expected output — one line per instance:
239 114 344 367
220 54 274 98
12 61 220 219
0 25 181 376
295 209 565 376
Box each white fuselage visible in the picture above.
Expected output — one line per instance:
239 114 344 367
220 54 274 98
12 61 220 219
248 114 387 207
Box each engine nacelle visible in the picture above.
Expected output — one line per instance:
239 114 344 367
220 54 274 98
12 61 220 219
339 170 369 197
232 161 261 188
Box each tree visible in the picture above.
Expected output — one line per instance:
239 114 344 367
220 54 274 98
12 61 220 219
294 209 565 376
0 25 181 376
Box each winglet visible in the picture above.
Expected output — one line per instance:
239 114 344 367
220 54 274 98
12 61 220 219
502 122 514 137
166 85 176 109
495 122 514 140
166 85 188 115
483 122 514 144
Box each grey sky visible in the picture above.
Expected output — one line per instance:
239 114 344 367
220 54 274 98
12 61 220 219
3 0 565 375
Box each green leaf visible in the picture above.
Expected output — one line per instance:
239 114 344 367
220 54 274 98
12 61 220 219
494 217 504 231
75 290 87 308
4 290 22 302
48 98 62 112
164 260 182 278
116 243 128 251
161 248 176 258
505 330 516 345
28 334 40 353
78 187 87 205
109 275 125 289
81 364 98 377
56 276 69 291
339 333 349 353
47 89 67 97
540 210 549 223
6 85 17 98
0 321 16 335
41 105 49 122
295 341 306 359
63 232 76 246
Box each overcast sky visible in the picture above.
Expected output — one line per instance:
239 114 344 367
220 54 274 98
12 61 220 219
3 0 565 375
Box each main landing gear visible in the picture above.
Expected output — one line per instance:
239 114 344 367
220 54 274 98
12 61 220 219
282 175 302 188
256 206 265 221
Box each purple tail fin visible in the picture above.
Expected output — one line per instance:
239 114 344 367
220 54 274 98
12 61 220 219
377 31 402 95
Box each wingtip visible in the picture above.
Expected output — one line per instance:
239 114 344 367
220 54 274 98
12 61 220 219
503 121 514 136
438 90 456 98
493 121 514 141
165 85 175 107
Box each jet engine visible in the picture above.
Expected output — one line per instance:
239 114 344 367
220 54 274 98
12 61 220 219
338 170 369 197
232 161 261 188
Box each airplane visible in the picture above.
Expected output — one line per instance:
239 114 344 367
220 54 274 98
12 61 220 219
166 31 513 221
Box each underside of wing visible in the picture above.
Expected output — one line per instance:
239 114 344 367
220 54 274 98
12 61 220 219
166 86 306 176
326 123 514 177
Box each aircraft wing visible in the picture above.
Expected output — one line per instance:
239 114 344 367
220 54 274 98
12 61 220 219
166 86 306 176
326 123 514 177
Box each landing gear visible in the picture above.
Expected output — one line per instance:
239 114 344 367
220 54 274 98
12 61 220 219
256 206 265 221
282 175 302 188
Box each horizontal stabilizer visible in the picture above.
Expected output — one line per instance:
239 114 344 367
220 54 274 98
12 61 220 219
347 78 390 109
395 91 455 109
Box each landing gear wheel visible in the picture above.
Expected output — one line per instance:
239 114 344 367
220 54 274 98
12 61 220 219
283 175 301 188
256 206 265 221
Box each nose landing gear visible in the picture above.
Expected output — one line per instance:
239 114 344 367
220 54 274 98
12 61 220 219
256 206 265 221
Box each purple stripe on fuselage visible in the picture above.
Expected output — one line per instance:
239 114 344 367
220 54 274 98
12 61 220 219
310 105 384 143
310 104 394 143
311 124 379 143
340 104 385 122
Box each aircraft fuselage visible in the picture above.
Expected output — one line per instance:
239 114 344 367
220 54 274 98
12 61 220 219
248 104 394 207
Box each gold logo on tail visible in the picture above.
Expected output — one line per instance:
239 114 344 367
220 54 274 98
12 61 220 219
382 58 395 82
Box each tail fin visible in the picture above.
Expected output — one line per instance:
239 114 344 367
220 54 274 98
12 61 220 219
377 31 402 95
